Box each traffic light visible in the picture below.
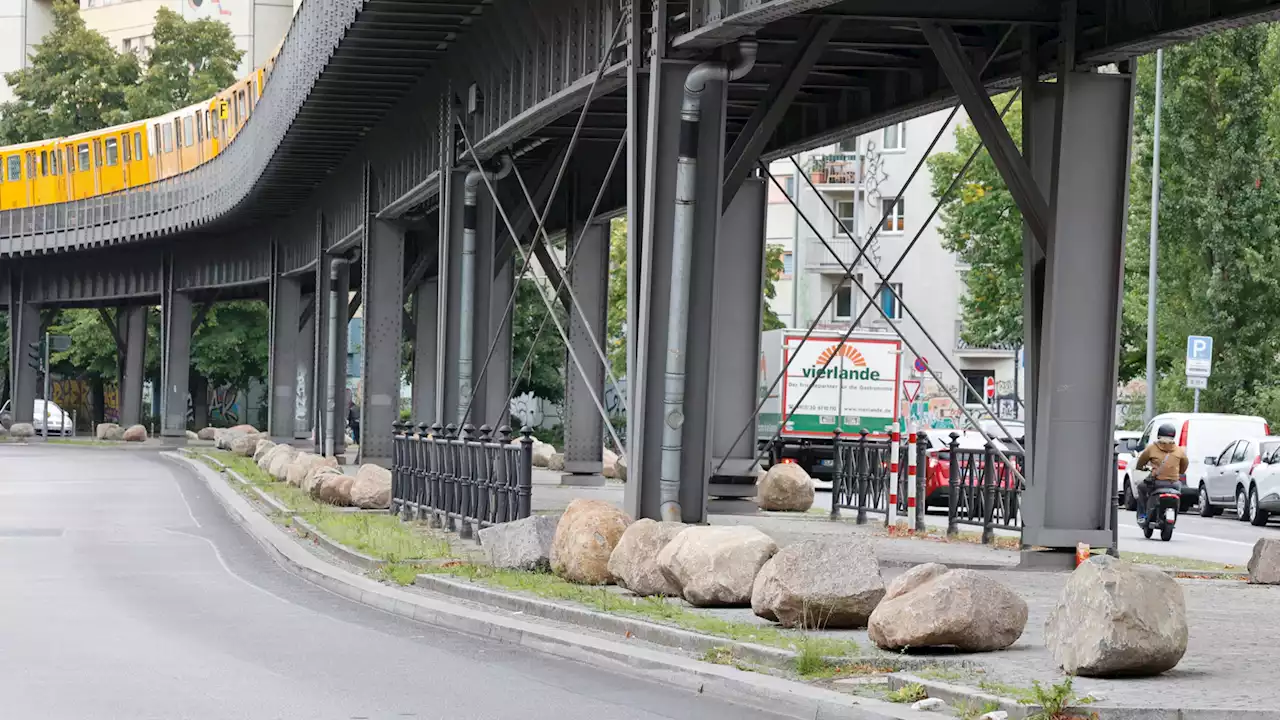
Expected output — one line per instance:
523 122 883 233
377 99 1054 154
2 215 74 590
26 340 41 372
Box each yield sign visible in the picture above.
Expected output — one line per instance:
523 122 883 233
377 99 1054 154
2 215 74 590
902 380 921 403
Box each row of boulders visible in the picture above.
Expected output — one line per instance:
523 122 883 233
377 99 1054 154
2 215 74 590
93 423 149 442
524 437 628 480
249 437 391 509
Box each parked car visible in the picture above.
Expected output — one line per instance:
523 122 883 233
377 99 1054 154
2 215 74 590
1133 413 1270 513
1243 438 1280 526
1115 430 1143 509
0 399 72 435
1203 434 1280 520
921 430 1014 508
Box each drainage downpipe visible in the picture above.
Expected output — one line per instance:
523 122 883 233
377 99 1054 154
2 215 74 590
458 154 514 424
659 39 758 522
325 257 350 459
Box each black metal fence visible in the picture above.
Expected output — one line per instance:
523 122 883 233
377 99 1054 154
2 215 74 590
830 430 927 533
390 422 534 538
943 432 1026 543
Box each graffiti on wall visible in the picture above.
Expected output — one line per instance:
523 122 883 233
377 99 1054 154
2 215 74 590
209 387 242 425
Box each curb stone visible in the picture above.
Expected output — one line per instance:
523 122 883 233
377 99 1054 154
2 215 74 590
291 515 384 570
888 673 1280 720
164 451 939 720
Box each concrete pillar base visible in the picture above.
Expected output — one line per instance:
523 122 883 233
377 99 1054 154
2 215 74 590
559 472 606 488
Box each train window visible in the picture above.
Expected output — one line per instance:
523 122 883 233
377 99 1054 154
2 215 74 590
122 134 131 163
105 138 119 166
65 148 72 173
52 150 59 175
135 131 142 159
93 140 102 168
26 153 35 179
77 144 89 172
182 116 194 147
163 124 174 153
6 155 18 181
40 151 48 177
195 112 203 142
0 156 4 183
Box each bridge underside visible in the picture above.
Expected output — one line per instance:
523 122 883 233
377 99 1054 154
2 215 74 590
5 0 1280 554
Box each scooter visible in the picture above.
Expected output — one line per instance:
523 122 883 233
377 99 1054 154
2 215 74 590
1139 479 1181 542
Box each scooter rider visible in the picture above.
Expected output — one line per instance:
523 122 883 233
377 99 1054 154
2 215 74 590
1135 423 1188 523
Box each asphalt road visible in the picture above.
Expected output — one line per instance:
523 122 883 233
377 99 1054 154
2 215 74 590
1113 506 1276 567
0 446 787 720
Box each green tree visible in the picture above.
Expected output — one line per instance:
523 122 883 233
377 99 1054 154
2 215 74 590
190 301 269 391
606 218 627 377
125 7 243 119
0 0 138 143
511 278 567 403
762 243 785 331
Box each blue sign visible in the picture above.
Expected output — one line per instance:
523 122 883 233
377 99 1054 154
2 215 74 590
1186 335 1213 377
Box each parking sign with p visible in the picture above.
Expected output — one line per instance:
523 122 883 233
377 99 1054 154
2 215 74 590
1186 335 1213 377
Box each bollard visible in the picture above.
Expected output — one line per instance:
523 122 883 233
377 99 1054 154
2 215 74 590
856 430 869 525
915 432 928 533
887 422 900 528
830 428 843 518
906 428 918 532
947 431 961 537
981 440 997 544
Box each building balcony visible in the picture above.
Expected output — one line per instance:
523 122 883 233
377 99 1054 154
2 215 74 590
803 238 867 270
954 321 1018 356
805 154 863 189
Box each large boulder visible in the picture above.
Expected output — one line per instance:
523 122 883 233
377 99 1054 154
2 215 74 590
551 499 633 584
287 452 337 488
657 526 778 607
478 515 558 571
1249 538 1280 584
548 453 566 472
252 439 276 463
532 442 555 468
752 538 885 628
9 423 34 439
602 448 619 479
185 430 199 441
230 432 265 457
350 464 393 509
607 519 686 596
1044 555 1187 677
122 424 148 442
868 565 1026 652
757 463 815 512
318 473 355 506
258 443 290 472
214 429 243 450
615 454 627 481
304 466 343 497
229 424 259 434
267 445 300 481
95 423 122 441
197 427 217 441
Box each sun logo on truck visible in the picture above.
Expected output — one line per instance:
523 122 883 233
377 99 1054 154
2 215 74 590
815 344 866 368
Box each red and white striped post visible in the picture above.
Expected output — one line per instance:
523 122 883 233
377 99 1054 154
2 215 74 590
887 422 900 528
905 424 918 531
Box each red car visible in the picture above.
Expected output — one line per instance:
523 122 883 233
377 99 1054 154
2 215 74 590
921 430 1020 507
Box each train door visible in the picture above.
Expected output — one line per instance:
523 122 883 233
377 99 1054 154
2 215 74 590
100 136 124 193
32 148 57 205
0 154 20 209
73 142 92 199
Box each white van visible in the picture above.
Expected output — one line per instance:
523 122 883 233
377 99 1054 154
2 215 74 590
1133 413 1270 511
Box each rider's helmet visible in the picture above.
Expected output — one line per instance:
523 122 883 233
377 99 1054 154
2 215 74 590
1156 424 1177 442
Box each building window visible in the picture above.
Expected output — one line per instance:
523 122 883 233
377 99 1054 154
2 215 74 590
784 175 795 197
835 200 856 235
883 122 906 151
961 369 995 406
834 282 854 321
881 197 904 234
876 283 901 320
781 251 794 279
768 175 792 203
837 138 857 154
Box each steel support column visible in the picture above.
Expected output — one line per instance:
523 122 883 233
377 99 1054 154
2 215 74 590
269 273 302 439
439 169 466 424
296 298 314 439
7 287 38 424
314 240 348 456
1022 69 1134 551
464 193 497 425
160 275 193 438
563 220 609 484
626 59 729 523
483 248 513 426
708 178 768 510
118 306 147 428
359 218 405 463
412 278 438 424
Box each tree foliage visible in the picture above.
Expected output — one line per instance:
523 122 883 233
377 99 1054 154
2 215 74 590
0 0 139 144
512 278 567 403
606 218 628 377
125 7 243 119
762 244 786 331
190 301 269 390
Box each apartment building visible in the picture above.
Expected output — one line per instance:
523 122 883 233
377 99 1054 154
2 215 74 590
763 109 1023 426
0 0 55 103
79 0 295 75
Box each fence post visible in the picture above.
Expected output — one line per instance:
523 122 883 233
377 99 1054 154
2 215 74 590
498 425 514 523
390 421 403 517
444 423 459 532
429 422 444 528
913 430 926 533
518 425 534 520
414 422 430 521
887 422 900 529
478 424 493 528
856 430 869 524
830 428 842 518
1109 445 1120 557
947 431 961 538
981 440 997 544
459 423 476 539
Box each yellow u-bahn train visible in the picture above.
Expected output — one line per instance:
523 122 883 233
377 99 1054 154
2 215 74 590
0 53 277 211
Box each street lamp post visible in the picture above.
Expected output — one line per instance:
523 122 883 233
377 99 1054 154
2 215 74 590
1145 49 1164 422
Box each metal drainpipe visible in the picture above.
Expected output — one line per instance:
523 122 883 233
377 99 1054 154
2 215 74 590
325 257 350 459
459 154 514 424
659 39 758 522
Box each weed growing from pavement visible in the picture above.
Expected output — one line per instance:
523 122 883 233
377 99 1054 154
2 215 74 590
886 682 927 703
915 664 983 683
1025 677 1094 720
953 698 1002 719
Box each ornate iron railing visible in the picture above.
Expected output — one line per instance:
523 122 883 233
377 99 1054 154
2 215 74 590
830 429 926 531
944 432 1026 543
390 421 533 538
